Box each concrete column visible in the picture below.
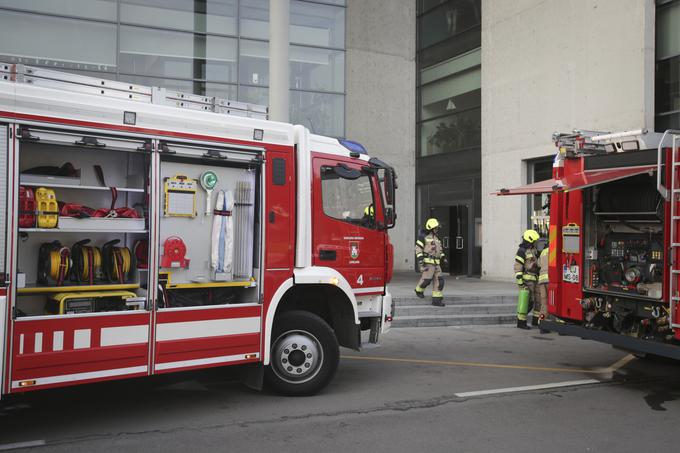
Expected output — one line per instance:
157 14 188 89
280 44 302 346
269 0 290 122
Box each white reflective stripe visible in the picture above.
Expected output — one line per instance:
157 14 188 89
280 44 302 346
73 329 91 349
100 325 149 346
11 365 148 389
155 352 259 371
53 331 64 351
454 379 600 398
353 287 384 294
34 332 42 353
156 317 261 341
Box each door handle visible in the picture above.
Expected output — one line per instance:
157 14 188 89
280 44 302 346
456 236 464 250
443 237 449 249
319 249 337 261
269 211 275 223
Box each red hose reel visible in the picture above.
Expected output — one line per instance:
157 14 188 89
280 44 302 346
161 236 190 269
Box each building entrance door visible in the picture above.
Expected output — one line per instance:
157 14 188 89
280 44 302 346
429 203 470 276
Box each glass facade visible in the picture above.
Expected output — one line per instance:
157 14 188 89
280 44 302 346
416 0 482 276
656 0 680 132
0 0 346 137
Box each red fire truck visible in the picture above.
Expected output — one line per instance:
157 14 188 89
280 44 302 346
499 129 680 359
0 63 397 397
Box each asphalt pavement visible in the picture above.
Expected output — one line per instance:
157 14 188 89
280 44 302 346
1 325 679 452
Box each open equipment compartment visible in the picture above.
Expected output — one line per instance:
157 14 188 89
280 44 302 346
14 126 151 316
155 139 263 309
582 173 665 302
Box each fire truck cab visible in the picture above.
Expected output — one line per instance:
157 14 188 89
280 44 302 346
0 63 397 397
499 129 680 359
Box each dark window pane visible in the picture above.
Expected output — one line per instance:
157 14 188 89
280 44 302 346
291 1 345 48
657 0 680 61
120 0 237 35
420 107 481 156
239 40 269 86
419 25 481 68
119 26 237 82
291 46 344 92
0 10 116 71
656 55 680 116
419 0 481 50
321 167 375 229
291 91 344 137
0 0 117 21
240 0 269 40
656 112 680 132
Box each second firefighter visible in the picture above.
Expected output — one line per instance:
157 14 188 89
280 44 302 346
415 218 446 307
514 229 541 329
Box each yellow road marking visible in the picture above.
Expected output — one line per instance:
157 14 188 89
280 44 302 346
341 355 606 374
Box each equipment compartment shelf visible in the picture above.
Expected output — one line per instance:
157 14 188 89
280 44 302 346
19 181 145 193
166 280 257 289
18 283 141 294
20 228 148 233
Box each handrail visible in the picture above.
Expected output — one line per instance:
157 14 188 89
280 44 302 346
657 129 680 200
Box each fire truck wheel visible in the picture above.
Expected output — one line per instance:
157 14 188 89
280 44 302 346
265 310 339 395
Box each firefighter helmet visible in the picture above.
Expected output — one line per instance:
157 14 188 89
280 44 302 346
425 218 440 231
523 229 540 243
364 205 374 216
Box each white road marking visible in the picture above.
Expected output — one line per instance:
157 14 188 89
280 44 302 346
455 379 600 398
0 440 46 451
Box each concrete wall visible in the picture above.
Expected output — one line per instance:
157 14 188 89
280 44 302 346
481 0 656 280
345 0 416 271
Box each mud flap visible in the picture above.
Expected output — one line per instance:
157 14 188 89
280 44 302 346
381 291 393 334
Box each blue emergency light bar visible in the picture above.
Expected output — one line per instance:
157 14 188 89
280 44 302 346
338 139 368 154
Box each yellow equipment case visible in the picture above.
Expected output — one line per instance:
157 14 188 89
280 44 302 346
45 291 139 315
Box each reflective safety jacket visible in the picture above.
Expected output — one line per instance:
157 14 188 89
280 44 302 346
538 247 549 284
513 241 539 284
415 232 444 266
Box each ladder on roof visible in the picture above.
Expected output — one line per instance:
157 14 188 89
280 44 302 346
552 130 609 155
661 130 680 330
0 62 268 120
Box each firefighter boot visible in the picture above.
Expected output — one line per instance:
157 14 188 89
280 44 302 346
432 290 445 307
415 286 425 298
531 315 540 327
517 319 530 330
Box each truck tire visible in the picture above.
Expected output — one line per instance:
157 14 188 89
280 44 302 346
265 310 339 395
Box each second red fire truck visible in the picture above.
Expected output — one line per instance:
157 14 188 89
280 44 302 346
0 63 397 397
499 128 680 359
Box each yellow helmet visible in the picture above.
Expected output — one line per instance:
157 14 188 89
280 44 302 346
523 229 540 243
425 218 440 231
364 205 374 216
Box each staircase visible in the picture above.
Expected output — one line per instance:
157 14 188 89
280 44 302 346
392 293 517 328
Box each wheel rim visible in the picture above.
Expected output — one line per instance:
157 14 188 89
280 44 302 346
271 329 324 384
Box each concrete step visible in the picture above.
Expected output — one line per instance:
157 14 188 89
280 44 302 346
393 295 516 306
394 303 516 317
392 313 517 328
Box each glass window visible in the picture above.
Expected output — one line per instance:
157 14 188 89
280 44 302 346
321 166 375 229
0 0 117 21
418 26 480 69
419 107 481 156
420 69 480 121
656 55 680 115
290 46 344 92
0 10 116 70
291 91 344 137
240 0 269 40
657 1 680 61
119 26 237 82
120 0 237 35
419 0 481 50
120 74 237 99
239 40 269 86
291 1 345 49
238 85 269 106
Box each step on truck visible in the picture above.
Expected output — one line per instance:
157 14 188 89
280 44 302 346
0 63 397 396
498 129 680 359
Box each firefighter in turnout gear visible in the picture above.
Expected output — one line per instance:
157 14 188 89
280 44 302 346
514 229 541 329
415 218 446 307
537 238 550 333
